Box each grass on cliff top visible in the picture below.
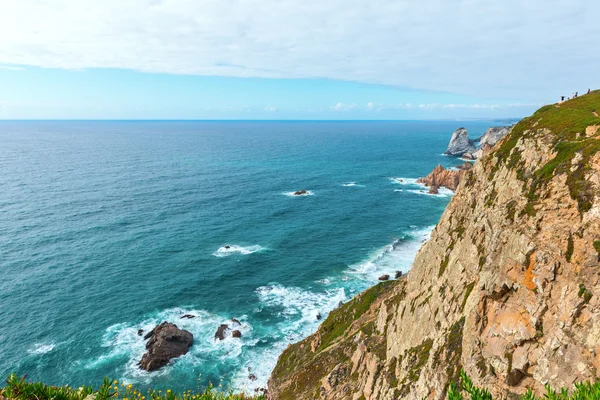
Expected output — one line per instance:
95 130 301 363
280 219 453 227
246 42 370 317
449 370 600 400
490 90 600 214
0 375 265 400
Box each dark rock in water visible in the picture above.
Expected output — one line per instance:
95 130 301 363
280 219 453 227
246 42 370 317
249 373 257 381
378 274 390 281
231 318 241 326
395 270 403 279
181 314 195 319
338 301 344 307
293 190 307 196
316 312 322 320
505 369 526 386
215 324 229 340
143 328 156 340
138 322 193 371
429 185 439 194
138 329 144 336
232 330 242 338
224 245 231 249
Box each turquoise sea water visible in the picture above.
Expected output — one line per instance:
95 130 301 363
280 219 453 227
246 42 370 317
0 120 496 392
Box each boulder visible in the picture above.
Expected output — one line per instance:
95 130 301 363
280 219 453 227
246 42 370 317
137 329 144 336
293 190 307 196
316 312 322 320
138 322 193 371
428 185 439 194
444 128 476 156
232 330 242 338
231 318 241 326
395 270 403 279
378 274 390 281
215 324 229 341
181 314 195 319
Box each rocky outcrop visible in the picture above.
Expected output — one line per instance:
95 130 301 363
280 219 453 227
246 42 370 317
215 324 229 341
416 165 466 191
268 93 600 399
138 322 193 371
444 128 476 156
477 126 511 147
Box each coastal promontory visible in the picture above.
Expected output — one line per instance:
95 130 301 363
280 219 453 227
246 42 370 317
268 92 600 399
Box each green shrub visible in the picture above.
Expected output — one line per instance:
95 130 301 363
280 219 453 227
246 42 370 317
0 374 265 400
449 370 600 400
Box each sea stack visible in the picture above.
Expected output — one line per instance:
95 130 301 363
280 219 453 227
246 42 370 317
444 127 476 156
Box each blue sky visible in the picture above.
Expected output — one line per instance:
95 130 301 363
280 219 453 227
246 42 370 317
0 0 598 120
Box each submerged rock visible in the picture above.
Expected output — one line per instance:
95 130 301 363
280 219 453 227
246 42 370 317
138 322 193 371
232 330 242 338
137 329 144 336
444 127 476 156
181 314 195 319
293 190 308 196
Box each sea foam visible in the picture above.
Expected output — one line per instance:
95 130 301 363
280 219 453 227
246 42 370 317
213 245 266 257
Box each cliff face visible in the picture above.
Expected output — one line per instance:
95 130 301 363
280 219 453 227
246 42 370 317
268 92 600 400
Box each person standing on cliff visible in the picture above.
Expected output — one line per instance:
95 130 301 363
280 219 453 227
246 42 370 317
561 96 565 101
589 89 591 94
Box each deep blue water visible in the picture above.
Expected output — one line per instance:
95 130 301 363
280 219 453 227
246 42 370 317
0 120 494 392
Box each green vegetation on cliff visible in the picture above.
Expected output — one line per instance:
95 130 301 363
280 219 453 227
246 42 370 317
449 371 600 400
0 375 264 400
489 91 600 214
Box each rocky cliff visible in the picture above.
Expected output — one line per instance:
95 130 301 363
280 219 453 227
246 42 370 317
268 92 600 400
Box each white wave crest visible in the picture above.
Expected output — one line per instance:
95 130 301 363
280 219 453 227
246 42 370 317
389 177 421 186
341 182 364 187
213 245 266 257
406 187 454 198
346 226 433 281
28 343 55 355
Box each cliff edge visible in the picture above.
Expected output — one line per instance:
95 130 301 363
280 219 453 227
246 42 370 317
268 91 600 400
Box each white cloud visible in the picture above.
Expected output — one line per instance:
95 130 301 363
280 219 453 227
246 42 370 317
265 105 278 112
330 102 358 111
0 0 598 99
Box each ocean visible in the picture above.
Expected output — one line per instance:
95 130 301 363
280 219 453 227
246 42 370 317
0 120 495 392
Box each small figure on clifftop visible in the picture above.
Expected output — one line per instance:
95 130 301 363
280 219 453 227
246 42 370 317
561 96 565 102
589 89 591 94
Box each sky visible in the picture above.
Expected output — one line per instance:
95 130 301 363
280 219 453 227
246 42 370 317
0 0 598 120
